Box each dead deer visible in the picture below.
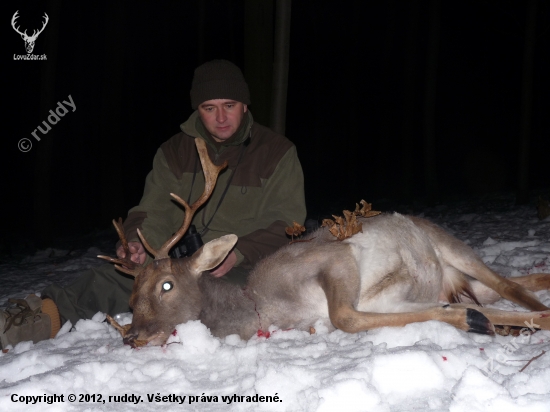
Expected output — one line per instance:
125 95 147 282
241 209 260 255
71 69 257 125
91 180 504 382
99 138 550 347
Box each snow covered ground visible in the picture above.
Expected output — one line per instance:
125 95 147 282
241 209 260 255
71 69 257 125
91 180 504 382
1 193 549 412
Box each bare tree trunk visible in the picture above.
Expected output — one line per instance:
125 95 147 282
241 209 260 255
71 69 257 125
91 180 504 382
244 0 274 126
270 0 292 135
34 0 61 248
423 0 440 203
516 0 538 205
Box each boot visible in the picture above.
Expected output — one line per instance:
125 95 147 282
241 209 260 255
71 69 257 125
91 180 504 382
0 295 60 350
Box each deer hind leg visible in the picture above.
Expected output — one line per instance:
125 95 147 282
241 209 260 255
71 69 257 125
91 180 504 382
509 273 550 292
412 217 549 311
467 273 550 305
460 263 547 311
437 238 549 311
319 270 495 334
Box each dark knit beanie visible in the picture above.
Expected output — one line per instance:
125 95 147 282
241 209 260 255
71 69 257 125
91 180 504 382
190 60 251 109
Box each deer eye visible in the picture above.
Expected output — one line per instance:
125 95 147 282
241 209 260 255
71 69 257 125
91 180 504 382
162 281 174 292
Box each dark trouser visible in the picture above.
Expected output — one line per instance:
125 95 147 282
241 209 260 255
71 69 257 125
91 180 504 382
42 264 250 326
42 264 134 326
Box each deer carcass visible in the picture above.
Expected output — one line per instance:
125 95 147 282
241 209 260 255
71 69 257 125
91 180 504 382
99 138 550 347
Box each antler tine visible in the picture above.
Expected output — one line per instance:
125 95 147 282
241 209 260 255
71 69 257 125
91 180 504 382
97 218 141 277
35 13 49 37
112 218 130 251
105 314 131 337
136 227 157 257
154 138 227 259
11 11 26 36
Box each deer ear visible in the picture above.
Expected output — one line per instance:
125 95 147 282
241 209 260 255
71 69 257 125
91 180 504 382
189 234 238 276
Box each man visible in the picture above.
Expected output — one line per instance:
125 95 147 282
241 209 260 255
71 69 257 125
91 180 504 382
0 59 306 349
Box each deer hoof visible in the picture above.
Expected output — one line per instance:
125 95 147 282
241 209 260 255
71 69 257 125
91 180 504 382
466 308 495 335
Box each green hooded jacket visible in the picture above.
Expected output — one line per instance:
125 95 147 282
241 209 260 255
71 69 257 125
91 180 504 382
122 111 306 268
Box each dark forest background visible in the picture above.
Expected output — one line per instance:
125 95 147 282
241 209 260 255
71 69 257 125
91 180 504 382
4 0 550 253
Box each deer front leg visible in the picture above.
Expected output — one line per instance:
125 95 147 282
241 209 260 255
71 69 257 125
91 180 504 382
451 304 550 331
319 271 495 334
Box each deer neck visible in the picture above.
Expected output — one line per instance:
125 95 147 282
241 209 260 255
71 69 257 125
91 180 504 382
197 275 266 339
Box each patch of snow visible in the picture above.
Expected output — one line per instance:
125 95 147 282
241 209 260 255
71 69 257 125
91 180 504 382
1 193 549 411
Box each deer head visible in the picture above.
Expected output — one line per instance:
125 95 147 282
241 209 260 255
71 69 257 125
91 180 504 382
11 11 49 54
98 138 237 347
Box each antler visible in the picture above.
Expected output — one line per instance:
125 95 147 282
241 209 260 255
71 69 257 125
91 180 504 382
105 314 131 337
31 13 49 40
98 138 226 267
141 138 227 259
11 11 49 40
11 11 26 37
97 218 142 277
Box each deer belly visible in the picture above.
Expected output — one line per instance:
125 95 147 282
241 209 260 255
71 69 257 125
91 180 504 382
267 282 331 332
297 283 331 329
349 236 444 311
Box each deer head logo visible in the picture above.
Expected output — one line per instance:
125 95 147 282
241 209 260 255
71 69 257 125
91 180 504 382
11 11 49 54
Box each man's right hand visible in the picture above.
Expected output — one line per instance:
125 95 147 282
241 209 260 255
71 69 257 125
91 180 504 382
116 241 146 265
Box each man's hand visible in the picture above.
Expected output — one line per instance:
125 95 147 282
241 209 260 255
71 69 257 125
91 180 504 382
116 241 146 265
210 251 237 277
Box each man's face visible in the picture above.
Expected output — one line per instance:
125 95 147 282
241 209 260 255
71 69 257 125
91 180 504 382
198 99 248 142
